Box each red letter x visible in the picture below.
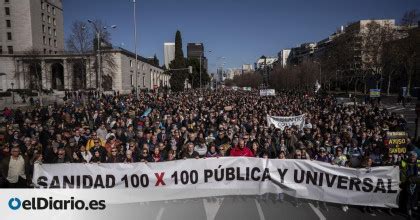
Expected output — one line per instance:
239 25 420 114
155 172 166 186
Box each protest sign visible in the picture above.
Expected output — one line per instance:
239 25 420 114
259 89 275 96
33 157 399 207
370 89 381 98
267 115 305 130
385 131 407 154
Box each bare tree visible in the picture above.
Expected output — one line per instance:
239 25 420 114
399 10 419 95
66 19 117 91
362 20 398 91
23 49 47 106
66 20 93 90
402 10 420 27
382 40 405 95
66 20 92 53
90 19 117 91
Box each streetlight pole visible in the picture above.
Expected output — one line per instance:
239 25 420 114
88 20 117 92
97 31 101 91
133 0 138 98
199 54 201 89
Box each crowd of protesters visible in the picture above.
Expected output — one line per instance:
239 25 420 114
1 89 419 217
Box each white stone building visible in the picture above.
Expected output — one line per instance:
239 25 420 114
277 49 290 68
164 42 175 69
0 0 169 93
0 48 170 93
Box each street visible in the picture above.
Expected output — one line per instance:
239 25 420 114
78 195 406 220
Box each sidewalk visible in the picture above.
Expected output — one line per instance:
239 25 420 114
0 94 65 109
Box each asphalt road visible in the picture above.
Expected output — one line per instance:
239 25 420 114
87 195 407 220
381 101 416 137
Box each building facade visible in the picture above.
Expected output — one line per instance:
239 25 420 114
277 49 291 68
163 42 175 69
256 56 278 69
0 0 169 93
242 64 254 73
287 43 316 65
0 0 64 55
0 48 170 93
187 43 208 71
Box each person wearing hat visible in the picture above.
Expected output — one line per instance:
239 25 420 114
400 151 420 217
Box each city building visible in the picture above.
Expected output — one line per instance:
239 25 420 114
287 43 317 65
0 0 169 92
277 49 291 68
0 47 170 92
0 0 64 55
256 56 278 69
216 67 226 82
242 64 254 73
163 42 175 69
225 68 242 80
187 43 208 71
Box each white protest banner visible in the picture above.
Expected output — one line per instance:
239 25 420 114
33 157 399 207
259 89 275 96
267 114 305 130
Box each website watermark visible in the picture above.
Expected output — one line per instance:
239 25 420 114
8 197 106 211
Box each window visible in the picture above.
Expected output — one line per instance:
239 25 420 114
53 18 56 26
6 20 11 28
48 38 51 46
41 1 45 10
47 5 50 13
48 27 51 35
131 74 134 86
54 29 56 36
43 48 46 54
5 7 10 16
49 50 52 54
5 0 10 3
0 46 2 54
54 40 57 47
43 36 46 44
42 13 45 21
52 7 55 15
7 46 13 54
48 16 50 23
130 60 133 67
7 32 12 40
143 77 145 87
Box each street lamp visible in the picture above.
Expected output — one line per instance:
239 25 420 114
132 0 139 98
11 82 15 104
87 20 117 92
